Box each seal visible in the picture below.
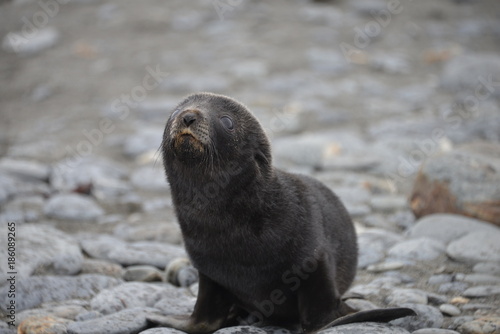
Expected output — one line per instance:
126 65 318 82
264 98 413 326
153 92 415 333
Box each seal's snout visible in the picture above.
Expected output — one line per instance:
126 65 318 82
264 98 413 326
182 111 197 127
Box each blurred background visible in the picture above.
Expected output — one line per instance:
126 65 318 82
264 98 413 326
1 1 500 332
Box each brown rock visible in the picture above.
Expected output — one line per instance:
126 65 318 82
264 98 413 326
18 316 72 334
459 316 500 334
410 142 500 227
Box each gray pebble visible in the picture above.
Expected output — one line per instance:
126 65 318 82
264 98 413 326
390 304 443 332
0 224 83 277
0 195 45 223
75 310 102 322
447 230 500 264
122 126 163 159
139 328 188 334
80 234 186 268
412 329 460 334
437 282 469 294
367 261 405 273
113 221 182 244
462 285 500 298
80 258 124 278
357 229 404 268
386 289 428 306
345 298 379 311
2 27 60 56
448 316 475 330
388 238 446 261
428 275 452 285
460 274 500 284
44 193 105 221
408 214 498 244
67 307 155 334
0 275 122 312
261 326 294 334
319 322 411 334
439 304 461 316
344 203 371 217
213 327 268 334
123 265 163 282
0 158 50 181
473 262 500 275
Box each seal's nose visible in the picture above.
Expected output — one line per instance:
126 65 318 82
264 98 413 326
183 112 197 127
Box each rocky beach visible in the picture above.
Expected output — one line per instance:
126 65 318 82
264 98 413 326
0 0 499 333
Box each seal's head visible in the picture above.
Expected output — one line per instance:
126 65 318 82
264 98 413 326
162 92 272 180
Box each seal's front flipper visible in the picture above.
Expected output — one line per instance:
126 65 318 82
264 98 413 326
320 307 416 329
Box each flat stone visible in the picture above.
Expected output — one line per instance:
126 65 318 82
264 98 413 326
438 282 469 294
390 304 443 332
0 224 83 277
0 195 45 223
458 316 500 334
18 316 72 334
366 261 405 273
462 285 500 298
447 230 500 264
44 193 105 221
0 173 51 203
461 274 500 284
409 214 499 244
67 307 154 334
0 275 122 312
122 126 164 159
386 288 428 306
439 304 461 316
80 235 186 268
428 275 453 285
0 158 50 181
412 329 460 334
357 229 404 268
409 143 500 226
139 329 188 334
123 265 163 282
474 262 500 275
113 221 182 244
318 322 411 334
388 238 446 261
214 327 268 334
370 195 408 212
2 27 60 56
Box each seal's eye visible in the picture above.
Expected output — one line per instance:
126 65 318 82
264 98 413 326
220 116 234 130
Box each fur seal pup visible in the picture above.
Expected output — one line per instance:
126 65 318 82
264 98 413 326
154 92 415 333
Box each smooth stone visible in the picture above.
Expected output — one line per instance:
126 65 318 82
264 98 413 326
75 311 101 322
2 27 60 56
388 238 446 261
0 224 83 277
0 173 51 202
390 304 443 332
130 166 169 192
0 158 50 181
447 230 500 264
370 195 408 212
18 316 71 334
458 317 500 334
437 282 469 294
67 307 155 334
17 304 86 324
473 262 500 275
462 285 500 298
166 258 199 287
449 316 475 330
439 304 461 316
80 235 186 268
386 289 428 306
428 275 453 285
345 203 371 217
44 193 105 221
412 329 460 334
369 53 411 74
214 327 268 334
345 298 379 312
0 275 122 312
318 322 410 334
461 303 496 311
333 187 371 205
80 259 124 278
362 214 397 230
90 282 189 315
153 292 196 316
366 261 405 273
139 329 188 334
0 195 45 222
306 48 351 75
123 265 163 282
440 53 500 97
460 274 500 284
261 326 294 334
408 214 499 244
410 143 500 226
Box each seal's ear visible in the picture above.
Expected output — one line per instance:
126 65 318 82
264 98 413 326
254 149 271 176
